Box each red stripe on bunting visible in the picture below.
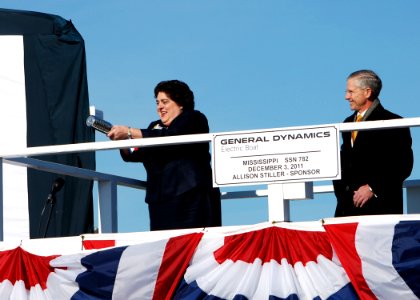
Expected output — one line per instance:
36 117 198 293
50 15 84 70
324 222 376 300
0 247 59 290
83 240 116 250
153 232 204 300
214 226 332 266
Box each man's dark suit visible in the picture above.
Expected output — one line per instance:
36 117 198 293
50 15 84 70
333 101 413 216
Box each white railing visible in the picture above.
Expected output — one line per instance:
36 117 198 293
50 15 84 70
1 118 420 240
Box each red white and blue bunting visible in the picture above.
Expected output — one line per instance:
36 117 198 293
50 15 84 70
0 215 419 299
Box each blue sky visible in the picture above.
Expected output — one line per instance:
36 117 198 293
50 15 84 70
2 1 420 232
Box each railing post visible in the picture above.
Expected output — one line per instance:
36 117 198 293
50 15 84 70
0 159 3 241
97 179 118 233
406 184 420 213
267 183 290 222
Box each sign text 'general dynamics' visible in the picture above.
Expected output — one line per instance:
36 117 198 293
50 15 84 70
212 125 340 186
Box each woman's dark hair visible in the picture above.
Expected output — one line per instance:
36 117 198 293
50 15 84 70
154 80 195 111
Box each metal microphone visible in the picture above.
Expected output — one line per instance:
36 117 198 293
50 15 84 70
86 115 113 134
48 177 65 201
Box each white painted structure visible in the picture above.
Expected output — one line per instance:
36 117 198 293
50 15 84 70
1 117 420 241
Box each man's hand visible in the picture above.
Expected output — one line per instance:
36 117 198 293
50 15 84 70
353 184 375 208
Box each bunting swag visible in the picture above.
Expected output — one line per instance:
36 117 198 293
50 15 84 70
324 215 420 300
0 8 95 239
174 226 357 299
0 233 204 299
0 217 419 299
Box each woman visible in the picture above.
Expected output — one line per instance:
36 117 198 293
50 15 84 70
108 80 221 231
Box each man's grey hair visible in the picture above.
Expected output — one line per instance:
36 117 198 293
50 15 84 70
348 69 382 100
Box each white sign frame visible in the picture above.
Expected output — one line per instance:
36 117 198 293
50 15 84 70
212 124 341 187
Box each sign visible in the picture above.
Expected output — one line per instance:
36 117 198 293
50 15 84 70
212 125 340 187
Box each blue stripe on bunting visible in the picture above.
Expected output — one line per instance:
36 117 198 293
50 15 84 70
71 246 128 300
392 220 420 298
174 279 356 300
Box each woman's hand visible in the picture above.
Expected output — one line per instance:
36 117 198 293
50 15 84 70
107 125 143 140
107 125 130 140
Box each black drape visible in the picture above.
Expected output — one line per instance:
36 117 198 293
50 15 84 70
0 8 95 238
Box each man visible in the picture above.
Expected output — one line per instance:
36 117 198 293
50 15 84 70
333 70 413 217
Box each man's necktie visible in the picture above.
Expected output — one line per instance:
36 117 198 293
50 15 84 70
352 114 363 143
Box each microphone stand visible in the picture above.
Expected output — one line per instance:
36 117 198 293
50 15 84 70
43 193 57 238
38 177 64 238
